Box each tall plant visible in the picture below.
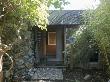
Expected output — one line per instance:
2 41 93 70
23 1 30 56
83 0 110 77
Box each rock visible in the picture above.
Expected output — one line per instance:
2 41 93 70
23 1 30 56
84 74 91 80
13 52 34 80
32 68 63 80
5 71 10 78
108 79 110 82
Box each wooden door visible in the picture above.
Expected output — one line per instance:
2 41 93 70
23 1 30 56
46 32 56 56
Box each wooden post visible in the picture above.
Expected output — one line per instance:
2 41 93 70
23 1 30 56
0 49 4 82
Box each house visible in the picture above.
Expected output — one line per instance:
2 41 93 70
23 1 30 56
32 10 80 66
32 10 101 68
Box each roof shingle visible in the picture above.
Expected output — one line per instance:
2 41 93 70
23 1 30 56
48 10 83 25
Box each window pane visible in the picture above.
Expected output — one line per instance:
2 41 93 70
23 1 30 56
48 32 56 45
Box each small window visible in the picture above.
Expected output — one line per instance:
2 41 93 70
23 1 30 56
48 32 56 45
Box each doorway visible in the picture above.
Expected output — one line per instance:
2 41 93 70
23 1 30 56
41 27 64 65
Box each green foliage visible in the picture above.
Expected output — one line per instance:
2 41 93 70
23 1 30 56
10 0 49 29
66 27 99 68
0 0 68 30
0 0 68 45
83 0 110 77
1 25 17 45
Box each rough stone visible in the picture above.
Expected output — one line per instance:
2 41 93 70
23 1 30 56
84 74 91 80
108 79 110 82
30 68 63 80
13 49 34 80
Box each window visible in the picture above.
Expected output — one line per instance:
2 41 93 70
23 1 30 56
48 32 56 45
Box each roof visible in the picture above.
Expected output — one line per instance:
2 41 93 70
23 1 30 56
48 10 83 25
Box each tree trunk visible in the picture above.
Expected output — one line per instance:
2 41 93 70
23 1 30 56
0 71 3 82
0 50 4 82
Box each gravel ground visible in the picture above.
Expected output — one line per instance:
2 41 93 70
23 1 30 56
62 68 109 82
22 68 109 82
31 68 63 80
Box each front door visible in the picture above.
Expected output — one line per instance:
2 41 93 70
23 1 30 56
41 27 64 65
41 31 56 65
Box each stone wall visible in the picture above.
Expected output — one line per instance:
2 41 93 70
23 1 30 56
12 31 35 81
3 31 36 81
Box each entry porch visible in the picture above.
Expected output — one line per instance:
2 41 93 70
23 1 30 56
33 25 65 66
